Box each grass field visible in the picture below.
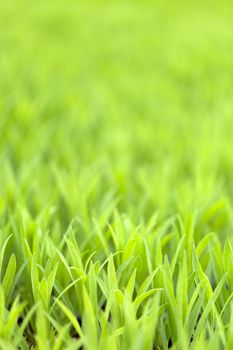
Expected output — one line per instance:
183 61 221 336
1 0 233 349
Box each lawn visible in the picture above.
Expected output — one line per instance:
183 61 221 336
1 0 233 349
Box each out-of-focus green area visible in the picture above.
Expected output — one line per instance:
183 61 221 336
1 1 233 224
1 2 233 198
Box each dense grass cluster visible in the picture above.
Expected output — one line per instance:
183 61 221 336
1 0 233 349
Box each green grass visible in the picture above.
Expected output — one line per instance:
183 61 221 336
1 0 233 348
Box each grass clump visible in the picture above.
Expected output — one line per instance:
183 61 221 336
1 0 233 349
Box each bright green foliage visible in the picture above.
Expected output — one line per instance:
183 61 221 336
1 0 233 348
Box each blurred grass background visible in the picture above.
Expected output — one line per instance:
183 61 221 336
1 0 233 233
